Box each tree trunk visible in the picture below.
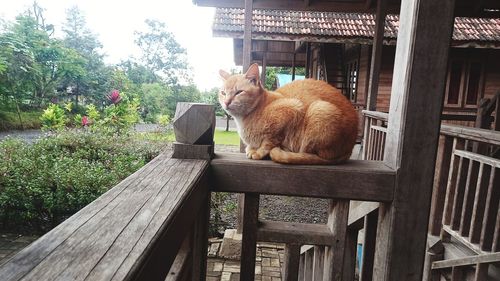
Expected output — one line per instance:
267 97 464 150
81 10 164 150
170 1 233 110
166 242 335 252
225 114 230 132
15 99 24 130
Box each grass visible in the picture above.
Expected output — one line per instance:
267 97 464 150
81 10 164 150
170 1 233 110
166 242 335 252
214 129 239 146
0 110 42 131
136 128 240 146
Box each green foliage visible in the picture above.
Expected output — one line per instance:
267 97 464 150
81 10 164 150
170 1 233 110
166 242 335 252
0 130 166 233
0 109 41 130
140 83 172 122
40 104 66 131
100 93 140 133
157 114 170 127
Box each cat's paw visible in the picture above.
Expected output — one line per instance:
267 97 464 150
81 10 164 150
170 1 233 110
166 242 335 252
246 148 257 159
250 149 270 160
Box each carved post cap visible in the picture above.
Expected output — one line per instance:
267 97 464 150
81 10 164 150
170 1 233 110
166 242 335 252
172 102 215 159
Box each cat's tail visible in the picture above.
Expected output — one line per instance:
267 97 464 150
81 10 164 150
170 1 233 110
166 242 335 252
269 147 349 165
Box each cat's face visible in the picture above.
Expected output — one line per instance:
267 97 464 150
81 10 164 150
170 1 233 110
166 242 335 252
219 64 263 117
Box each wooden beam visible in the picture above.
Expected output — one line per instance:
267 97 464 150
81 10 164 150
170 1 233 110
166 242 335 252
283 243 301 281
323 200 350 280
242 0 253 71
210 153 395 202
257 220 335 246
440 124 500 146
240 193 259 281
366 0 387 111
432 252 500 269
373 0 456 280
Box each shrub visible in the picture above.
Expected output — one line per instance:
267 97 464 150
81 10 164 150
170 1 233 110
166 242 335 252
0 130 166 233
39 104 67 131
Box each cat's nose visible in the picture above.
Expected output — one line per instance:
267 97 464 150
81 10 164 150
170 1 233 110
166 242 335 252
224 100 231 107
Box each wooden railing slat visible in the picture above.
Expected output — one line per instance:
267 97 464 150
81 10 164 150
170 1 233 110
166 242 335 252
450 155 469 230
459 158 478 237
440 124 500 146
304 247 314 281
432 252 500 269
474 263 489 281
313 246 325 281
454 149 500 168
360 211 378 281
470 163 491 244
480 168 499 251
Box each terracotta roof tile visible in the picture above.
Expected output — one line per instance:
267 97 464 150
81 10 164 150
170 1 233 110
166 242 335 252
213 8 500 42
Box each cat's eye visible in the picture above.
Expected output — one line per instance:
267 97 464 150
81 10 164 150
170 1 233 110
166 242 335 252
220 91 226 96
235 90 243 95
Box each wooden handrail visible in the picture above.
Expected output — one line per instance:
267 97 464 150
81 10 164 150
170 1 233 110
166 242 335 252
432 252 500 269
440 124 500 145
210 152 396 202
362 110 389 121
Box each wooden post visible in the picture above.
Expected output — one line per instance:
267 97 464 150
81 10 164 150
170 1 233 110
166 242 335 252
172 103 215 160
240 193 259 281
261 42 268 86
360 210 378 281
373 0 456 281
366 0 387 111
323 200 349 281
242 0 253 72
283 243 301 281
292 52 297 81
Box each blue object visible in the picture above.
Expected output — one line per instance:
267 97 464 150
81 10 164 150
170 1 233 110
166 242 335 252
276 74 305 87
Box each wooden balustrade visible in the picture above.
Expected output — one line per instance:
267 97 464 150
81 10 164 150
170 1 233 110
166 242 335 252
362 110 388 161
426 124 500 280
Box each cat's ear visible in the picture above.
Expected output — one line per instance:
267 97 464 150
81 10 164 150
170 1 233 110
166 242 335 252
219 69 231 80
244 63 260 86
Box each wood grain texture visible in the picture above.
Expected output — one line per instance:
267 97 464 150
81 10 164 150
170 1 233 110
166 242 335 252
360 211 378 281
257 220 335 246
432 252 500 269
172 142 214 160
173 103 215 145
240 193 259 281
366 0 387 111
440 124 500 146
374 0 456 280
283 243 301 281
0 153 210 281
210 153 395 202
323 200 349 281
313 246 325 281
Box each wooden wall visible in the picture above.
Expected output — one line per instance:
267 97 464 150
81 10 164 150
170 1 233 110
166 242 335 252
484 49 500 99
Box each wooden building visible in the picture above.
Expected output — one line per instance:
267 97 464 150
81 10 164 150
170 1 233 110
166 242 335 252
213 8 500 125
0 1 499 281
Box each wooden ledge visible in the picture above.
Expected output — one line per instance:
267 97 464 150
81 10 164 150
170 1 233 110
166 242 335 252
210 153 395 202
257 220 335 246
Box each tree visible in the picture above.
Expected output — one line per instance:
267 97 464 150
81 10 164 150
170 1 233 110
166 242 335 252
61 6 107 106
201 88 233 131
139 83 172 122
134 19 190 86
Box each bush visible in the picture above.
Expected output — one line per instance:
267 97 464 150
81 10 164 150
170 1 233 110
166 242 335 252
0 130 166 233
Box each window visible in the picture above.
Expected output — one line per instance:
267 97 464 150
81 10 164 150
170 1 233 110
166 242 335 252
445 60 484 108
345 60 359 103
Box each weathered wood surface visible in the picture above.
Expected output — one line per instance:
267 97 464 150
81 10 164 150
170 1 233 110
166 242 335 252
374 1 456 281
362 110 389 121
210 153 395 202
323 200 349 281
257 220 335 246
240 193 259 281
0 153 210 281
440 124 500 146
172 142 214 160
283 243 301 281
432 252 500 269
172 103 215 145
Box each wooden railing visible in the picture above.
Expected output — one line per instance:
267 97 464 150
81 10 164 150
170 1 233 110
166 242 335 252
362 110 388 161
0 103 397 281
426 125 500 280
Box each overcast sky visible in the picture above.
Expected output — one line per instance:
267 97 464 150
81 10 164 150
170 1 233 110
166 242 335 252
0 0 236 91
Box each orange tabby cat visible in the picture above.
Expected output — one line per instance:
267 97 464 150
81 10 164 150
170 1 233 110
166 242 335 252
219 63 358 165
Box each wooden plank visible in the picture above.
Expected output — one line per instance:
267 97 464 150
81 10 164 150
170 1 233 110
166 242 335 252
240 193 259 281
283 243 301 281
0 153 168 281
441 138 464 239
304 247 314 281
454 149 500 168
432 252 500 269
362 117 371 160
323 200 349 281
470 164 491 244
313 246 325 281
459 157 479 237
360 211 378 281
450 155 469 230
0 155 210 281
257 220 335 246
211 153 395 202
348 201 379 227
366 0 387 111
440 124 500 146
422 235 444 281
191 192 211 280
362 110 389 122
343 229 358 281
242 0 252 71
442 225 484 255
374 0 456 281
480 167 499 251
165 236 191 281
429 136 453 236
